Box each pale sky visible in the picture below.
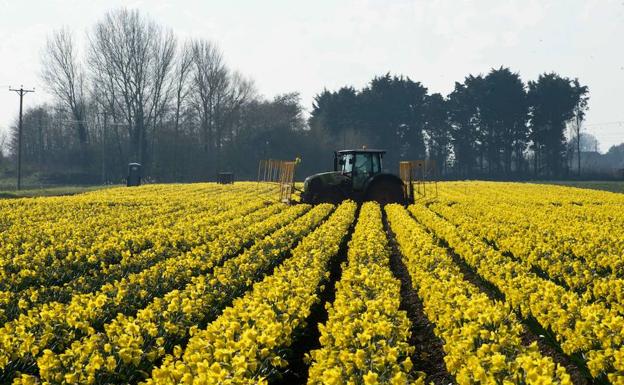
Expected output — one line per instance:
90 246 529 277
1 0 623 152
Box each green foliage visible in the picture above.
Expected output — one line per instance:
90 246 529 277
310 74 429 169
528 73 589 176
313 68 590 179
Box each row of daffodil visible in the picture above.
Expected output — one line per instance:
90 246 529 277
436 181 624 275
436 182 624 312
428 201 624 316
440 182 624 291
22 203 334 385
136 201 357 385
0 200 307 382
0 191 271 325
437 181 624 276
306 202 423 385
385 204 572 385
409 204 624 383
0 183 259 294
0 184 234 298
437 180 624 207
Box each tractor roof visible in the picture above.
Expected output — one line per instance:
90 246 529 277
336 149 386 154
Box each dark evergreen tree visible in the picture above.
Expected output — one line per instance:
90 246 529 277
480 67 528 176
359 74 428 168
309 87 360 148
424 93 451 174
528 73 588 177
447 80 481 177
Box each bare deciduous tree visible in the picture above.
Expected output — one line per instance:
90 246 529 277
88 8 176 166
172 41 194 177
222 71 255 143
191 39 227 157
41 28 88 148
190 40 257 174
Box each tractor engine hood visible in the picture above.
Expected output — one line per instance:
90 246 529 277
304 171 348 189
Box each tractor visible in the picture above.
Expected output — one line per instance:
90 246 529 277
301 149 411 205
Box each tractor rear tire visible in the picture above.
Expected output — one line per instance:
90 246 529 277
365 179 405 206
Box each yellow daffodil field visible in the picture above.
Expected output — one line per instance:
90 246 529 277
1 181 623 385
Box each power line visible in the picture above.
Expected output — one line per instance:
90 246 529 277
9 85 35 191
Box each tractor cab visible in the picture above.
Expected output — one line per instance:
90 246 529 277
302 148 407 205
334 150 384 191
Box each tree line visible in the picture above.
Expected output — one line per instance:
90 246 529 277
310 69 590 179
1 8 601 184
4 8 313 184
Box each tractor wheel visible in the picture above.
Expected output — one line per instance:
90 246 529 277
365 179 405 206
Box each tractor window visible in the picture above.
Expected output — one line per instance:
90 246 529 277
353 154 374 190
341 154 354 173
372 154 381 173
354 154 372 174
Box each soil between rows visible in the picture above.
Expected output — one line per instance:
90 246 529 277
382 212 455 385
272 205 359 385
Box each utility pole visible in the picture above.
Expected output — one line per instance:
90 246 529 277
576 107 581 177
9 86 35 190
101 110 107 184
